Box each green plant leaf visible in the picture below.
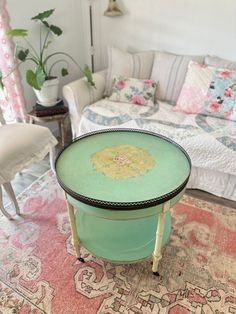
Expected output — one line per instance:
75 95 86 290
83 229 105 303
35 66 46 87
6 29 28 37
84 64 95 87
0 71 4 89
50 25 62 36
61 68 68 77
26 69 41 90
42 21 50 28
42 21 62 36
32 9 55 21
17 49 29 61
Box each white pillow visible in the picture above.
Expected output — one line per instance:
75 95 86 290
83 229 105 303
205 55 236 70
105 46 154 96
151 51 204 104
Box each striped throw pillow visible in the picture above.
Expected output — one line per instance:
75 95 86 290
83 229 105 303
105 46 154 96
151 51 204 104
205 55 236 70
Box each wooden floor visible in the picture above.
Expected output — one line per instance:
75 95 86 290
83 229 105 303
3 155 236 209
186 189 236 209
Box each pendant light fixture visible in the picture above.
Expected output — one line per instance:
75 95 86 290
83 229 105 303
104 0 123 17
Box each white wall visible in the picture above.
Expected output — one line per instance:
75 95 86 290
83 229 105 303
6 0 236 105
6 0 88 110
97 0 236 69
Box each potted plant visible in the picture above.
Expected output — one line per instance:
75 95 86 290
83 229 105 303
5 9 94 106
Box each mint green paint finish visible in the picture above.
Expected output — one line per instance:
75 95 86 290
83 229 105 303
69 189 182 262
56 131 191 263
67 188 185 220
75 208 172 262
56 131 190 204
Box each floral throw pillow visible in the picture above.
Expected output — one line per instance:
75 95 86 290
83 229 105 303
174 61 236 121
109 76 157 106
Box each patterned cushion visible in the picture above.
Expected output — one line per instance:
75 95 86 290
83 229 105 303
205 55 236 70
174 61 236 121
109 77 157 106
150 51 204 104
105 46 154 96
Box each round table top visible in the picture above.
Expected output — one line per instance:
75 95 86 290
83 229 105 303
55 129 191 210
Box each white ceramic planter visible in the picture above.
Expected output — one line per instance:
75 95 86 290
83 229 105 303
33 77 59 106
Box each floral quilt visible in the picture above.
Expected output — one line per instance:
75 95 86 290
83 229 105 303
78 99 236 178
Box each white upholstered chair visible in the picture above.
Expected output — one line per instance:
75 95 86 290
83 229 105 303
0 106 58 219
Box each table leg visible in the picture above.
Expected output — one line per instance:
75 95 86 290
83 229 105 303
58 119 65 147
3 182 20 215
65 195 84 262
29 116 35 124
152 200 171 276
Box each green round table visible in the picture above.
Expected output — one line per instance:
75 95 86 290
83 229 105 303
55 129 191 275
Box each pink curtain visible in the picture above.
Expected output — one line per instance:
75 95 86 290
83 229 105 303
0 0 26 122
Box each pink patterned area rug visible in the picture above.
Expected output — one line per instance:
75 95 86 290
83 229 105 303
0 171 235 314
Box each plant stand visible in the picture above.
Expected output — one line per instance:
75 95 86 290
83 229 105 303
28 110 69 147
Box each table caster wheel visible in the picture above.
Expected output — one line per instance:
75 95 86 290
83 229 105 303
153 271 160 276
78 257 85 263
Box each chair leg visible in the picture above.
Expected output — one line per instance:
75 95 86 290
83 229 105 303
49 147 56 173
2 182 20 215
0 185 13 219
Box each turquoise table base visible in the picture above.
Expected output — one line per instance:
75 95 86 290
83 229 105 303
67 189 185 267
75 208 172 263
57 130 191 274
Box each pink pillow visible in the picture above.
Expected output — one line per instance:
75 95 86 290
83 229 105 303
174 61 236 121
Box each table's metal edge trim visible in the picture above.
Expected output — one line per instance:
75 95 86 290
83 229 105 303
55 128 192 210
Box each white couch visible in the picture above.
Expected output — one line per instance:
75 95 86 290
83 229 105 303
63 68 236 202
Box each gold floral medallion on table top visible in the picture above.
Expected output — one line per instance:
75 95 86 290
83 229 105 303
91 144 155 180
